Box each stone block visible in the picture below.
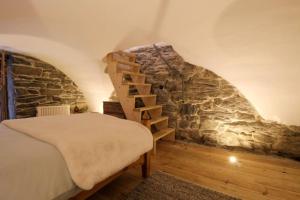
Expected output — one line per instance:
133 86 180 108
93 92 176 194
63 84 77 91
35 62 55 71
16 107 37 117
47 83 61 89
14 80 45 88
16 102 39 109
16 95 47 103
13 65 42 76
15 88 28 95
28 89 40 95
49 72 66 79
217 131 241 147
178 120 190 129
40 89 63 96
12 56 32 65
200 119 219 131
180 103 199 115
163 101 178 113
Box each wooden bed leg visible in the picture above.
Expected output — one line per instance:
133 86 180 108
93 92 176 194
142 151 151 178
153 141 157 155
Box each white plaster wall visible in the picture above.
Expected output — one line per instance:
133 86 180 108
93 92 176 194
0 0 299 125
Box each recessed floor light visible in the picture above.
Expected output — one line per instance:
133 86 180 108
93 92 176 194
228 156 237 164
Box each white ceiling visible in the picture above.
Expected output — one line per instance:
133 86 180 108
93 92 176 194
0 0 299 125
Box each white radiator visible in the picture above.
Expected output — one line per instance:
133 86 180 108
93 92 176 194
36 105 71 117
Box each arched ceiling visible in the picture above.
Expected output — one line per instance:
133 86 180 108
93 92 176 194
0 0 299 125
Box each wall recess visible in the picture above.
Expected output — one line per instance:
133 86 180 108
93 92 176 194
3 50 88 118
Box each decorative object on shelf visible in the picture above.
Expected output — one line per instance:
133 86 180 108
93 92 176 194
73 103 80 113
141 111 151 120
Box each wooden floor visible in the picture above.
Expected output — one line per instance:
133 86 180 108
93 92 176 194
89 141 300 200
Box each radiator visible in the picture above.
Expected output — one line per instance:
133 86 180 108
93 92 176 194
36 105 71 117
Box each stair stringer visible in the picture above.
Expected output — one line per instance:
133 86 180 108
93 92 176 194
106 61 140 122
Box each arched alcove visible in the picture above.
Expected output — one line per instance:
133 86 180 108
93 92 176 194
2 50 88 118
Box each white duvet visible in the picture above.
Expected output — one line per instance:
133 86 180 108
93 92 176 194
2 113 153 190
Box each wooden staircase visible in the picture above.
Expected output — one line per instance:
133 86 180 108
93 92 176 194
104 51 175 154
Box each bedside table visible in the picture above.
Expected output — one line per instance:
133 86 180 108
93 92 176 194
103 101 126 119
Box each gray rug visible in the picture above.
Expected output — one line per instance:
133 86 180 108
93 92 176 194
126 171 240 200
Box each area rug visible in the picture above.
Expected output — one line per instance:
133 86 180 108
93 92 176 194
125 171 240 200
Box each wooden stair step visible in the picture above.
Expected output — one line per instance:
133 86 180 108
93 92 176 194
116 59 140 67
153 128 175 141
134 105 162 112
121 71 145 77
114 51 136 59
128 94 156 98
144 116 168 125
105 51 136 63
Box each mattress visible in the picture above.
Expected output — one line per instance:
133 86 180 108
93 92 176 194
0 113 153 200
0 124 77 200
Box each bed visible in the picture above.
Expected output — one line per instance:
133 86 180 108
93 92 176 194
0 113 153 200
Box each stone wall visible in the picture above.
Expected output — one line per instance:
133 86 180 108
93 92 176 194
129 44 300 160
6 51 88 118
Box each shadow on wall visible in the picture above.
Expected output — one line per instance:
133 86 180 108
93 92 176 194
114 0 170 51
128 43 300 160
214 0 300 57
0 0 48 37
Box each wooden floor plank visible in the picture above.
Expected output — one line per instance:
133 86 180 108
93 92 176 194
88 141 300 200
155 142 300 188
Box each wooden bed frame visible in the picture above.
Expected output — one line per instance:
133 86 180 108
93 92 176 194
70 151 151 200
